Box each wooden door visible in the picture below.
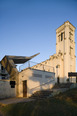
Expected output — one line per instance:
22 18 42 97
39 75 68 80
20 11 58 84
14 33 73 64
23 80 27 97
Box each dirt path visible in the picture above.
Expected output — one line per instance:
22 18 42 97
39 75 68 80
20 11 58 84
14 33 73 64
0 97 34 105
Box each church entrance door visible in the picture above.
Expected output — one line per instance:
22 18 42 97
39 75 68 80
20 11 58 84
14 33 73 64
23 80 27 97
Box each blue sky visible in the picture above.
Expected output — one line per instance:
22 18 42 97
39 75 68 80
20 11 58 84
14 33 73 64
0 0 77 70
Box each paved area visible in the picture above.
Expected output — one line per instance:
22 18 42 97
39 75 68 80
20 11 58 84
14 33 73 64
0 97 34 105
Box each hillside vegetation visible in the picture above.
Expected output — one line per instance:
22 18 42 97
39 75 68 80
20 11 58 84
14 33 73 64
0 88 77 116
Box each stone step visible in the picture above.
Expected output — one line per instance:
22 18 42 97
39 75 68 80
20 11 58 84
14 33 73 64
52 83 73 89
30 90 53 99
30 83 73 100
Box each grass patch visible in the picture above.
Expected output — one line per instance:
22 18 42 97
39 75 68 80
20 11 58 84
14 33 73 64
0 88 77 116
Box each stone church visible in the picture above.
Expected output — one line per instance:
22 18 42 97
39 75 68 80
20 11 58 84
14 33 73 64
0 21 76 99
32 21 76 83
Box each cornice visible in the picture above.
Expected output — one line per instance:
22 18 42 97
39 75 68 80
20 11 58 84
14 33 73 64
56 21 76 33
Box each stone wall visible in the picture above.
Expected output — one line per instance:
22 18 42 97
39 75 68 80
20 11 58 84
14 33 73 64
0 80 16 99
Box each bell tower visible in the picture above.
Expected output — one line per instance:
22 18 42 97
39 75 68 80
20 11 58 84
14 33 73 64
56 21 76 82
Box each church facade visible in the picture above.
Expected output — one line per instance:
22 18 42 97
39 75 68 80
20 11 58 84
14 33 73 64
32 21 76 83
0 21 76 99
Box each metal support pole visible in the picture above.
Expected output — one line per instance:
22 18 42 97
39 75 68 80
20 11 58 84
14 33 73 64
28 61 30 68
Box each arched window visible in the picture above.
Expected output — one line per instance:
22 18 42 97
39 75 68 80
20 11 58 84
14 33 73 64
61 32 63 41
